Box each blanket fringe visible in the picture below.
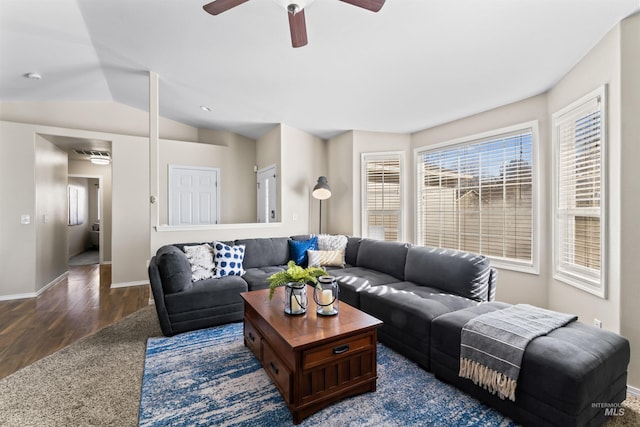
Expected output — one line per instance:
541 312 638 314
459 358 517 401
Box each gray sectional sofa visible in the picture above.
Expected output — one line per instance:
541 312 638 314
148 235 629 427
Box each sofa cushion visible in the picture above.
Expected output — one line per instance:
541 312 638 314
344 237 362 266
183 243 215 282
404 246 492 302
243 266 286 291
156 245 194 294
329 266 398 308
212 242 246 278
360 282 479 338
236 237 290 269
164 276 248 315
356 239 410 280
288 236 318 266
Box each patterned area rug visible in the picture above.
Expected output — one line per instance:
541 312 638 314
139 322 517 426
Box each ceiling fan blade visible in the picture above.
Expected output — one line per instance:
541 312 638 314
202 0 250 15
288 6 308 48
338 0 385 12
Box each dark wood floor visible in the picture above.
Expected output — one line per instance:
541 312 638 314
0 264 150 379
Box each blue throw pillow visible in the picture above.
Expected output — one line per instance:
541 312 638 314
288 237 318 266
212 241 246 278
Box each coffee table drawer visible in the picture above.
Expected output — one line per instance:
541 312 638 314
263 341 292 403
302 333 374 370
244 319 262 360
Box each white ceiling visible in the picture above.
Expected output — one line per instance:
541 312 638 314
1 0 639 140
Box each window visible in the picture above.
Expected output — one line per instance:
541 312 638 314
362 152 403 241
415 123 537 272
552 86 605 297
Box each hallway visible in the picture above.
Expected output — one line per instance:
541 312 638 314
0 264 149 379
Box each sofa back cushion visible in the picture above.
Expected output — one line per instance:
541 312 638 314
404 246 492 302
235 237 290 269
345 237 362 266
156 245 194 294
356 239 410 280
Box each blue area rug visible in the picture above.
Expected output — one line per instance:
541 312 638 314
139 322 518 426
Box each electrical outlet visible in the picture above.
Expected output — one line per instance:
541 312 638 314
594 318 602 328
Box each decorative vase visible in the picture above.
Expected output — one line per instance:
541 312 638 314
284 282 308 315
314 276 339 316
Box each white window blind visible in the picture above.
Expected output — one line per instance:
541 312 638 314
552 87 605 296
416 124 535 270
362 153 402 241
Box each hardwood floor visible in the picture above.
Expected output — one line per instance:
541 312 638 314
0 264 150 379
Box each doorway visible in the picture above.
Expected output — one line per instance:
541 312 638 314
67 175 102 266
257 164 277 223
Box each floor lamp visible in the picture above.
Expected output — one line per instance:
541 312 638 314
312 176 331 234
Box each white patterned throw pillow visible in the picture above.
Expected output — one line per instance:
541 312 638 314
183 244 215 282
212 241 246 278
307 249 345 268
315 234 348 264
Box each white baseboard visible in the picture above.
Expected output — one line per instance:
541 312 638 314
0 292 37 301
0 271 68 301
628 385 640 397
110 280 149 289
37 271 68 295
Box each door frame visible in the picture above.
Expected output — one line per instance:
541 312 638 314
68 174 104 264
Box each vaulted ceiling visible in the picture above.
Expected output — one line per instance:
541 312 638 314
1 0 638 140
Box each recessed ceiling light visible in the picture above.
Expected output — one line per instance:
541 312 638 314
24 72 42 80
89 155 111 165
200 105 212 112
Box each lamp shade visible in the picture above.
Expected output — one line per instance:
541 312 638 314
312 176 331 200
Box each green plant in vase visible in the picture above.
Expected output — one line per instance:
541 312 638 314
267 261 328 300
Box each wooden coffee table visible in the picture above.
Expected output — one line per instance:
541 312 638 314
240 285 382 424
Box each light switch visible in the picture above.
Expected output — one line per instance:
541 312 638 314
21 214 30 225
42 214 48 224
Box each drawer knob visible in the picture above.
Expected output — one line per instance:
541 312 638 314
248 332 255 342
270 361 279 375
333 344 350 354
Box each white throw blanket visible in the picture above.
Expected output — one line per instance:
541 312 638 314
459 304 577 401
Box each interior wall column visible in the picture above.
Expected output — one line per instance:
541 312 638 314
149 71 160 257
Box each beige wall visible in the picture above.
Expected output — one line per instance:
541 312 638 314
547 24 622 332
158 138 256 225
0 121 37 298
280 124 327 235
35 135 68 292
620 12 640 389
327 131 355 235
68 159 113 263
1 101 198 141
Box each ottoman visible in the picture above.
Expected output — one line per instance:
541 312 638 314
431 302 630 427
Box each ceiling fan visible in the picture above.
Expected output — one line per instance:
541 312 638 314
202 0 386 48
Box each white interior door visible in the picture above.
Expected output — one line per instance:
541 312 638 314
169 165 219 225
257 165 277 223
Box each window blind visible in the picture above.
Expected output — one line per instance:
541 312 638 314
416 127 534 267
553 90 604 292
363 154 401 241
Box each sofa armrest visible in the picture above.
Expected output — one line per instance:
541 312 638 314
155 245 193 294
148 256 174 336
